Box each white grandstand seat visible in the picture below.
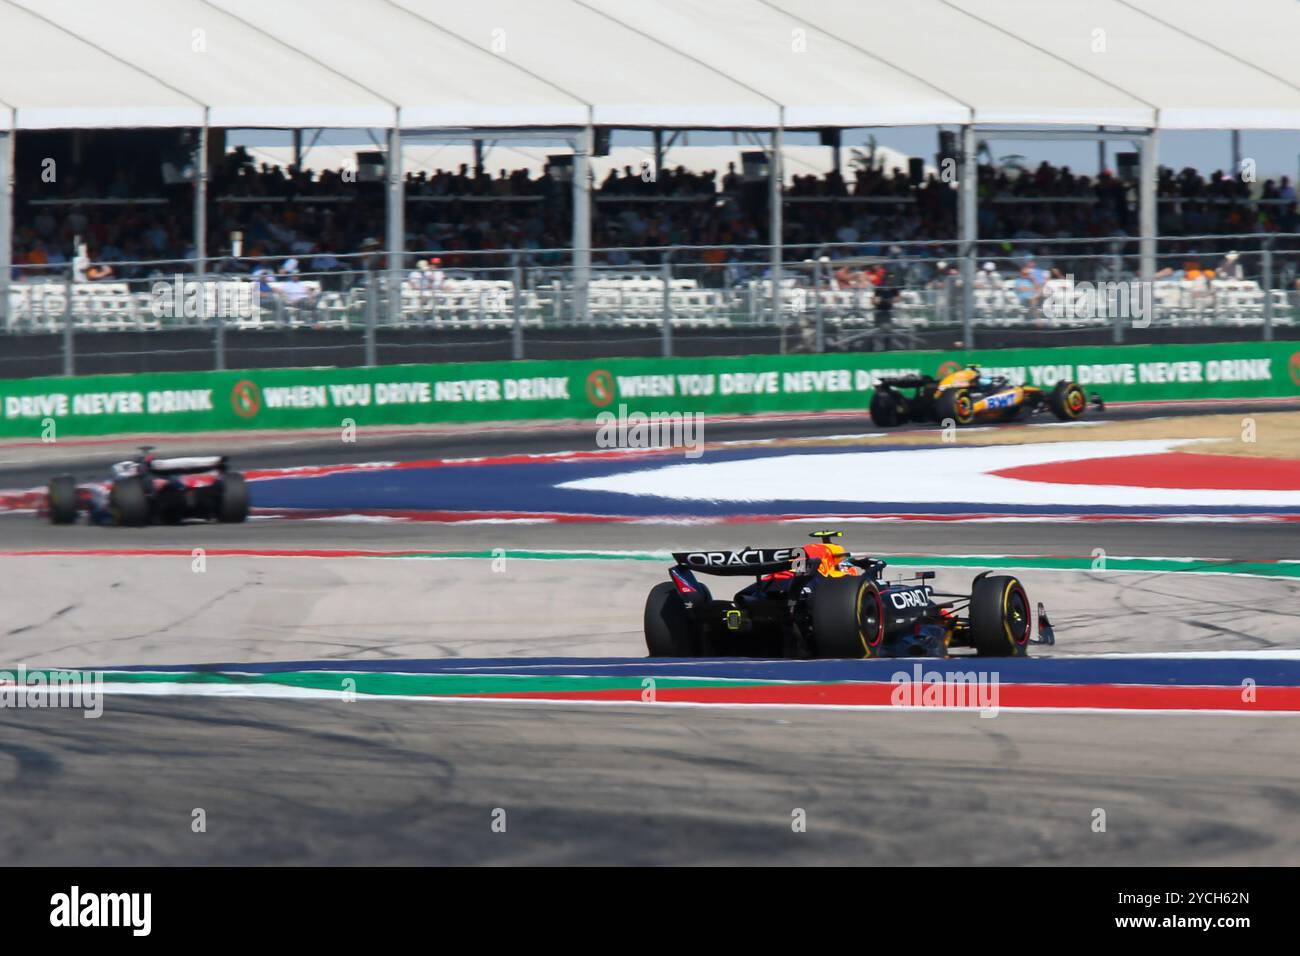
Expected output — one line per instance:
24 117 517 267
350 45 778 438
1210 279 1264 325
1153 281 1185 322
88 288 135 331
1268 289 1294 325
895 290 928 327
29 285 67 332
6 285 32 332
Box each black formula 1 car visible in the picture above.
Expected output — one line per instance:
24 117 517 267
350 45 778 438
869 365 1103 427
644 531 1056 659
45 447 249 527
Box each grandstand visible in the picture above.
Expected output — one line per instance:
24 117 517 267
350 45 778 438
2 0 1300 375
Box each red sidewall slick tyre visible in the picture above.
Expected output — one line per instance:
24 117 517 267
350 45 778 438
644 582 702 657
937 387 976 426
970 575 1031 657
811 576 886 659
1048 381 1088 421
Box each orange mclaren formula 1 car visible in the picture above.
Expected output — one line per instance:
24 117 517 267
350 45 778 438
869 365 1103 427
644 531 1056 659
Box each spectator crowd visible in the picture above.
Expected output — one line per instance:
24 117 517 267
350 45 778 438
10 145 1300 290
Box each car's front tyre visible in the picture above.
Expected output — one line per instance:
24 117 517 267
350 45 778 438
970 574 1031 657
1047 381 1088 421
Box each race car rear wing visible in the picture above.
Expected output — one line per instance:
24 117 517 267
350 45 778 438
671 548 803 576
148 456 229 475
876 375 936 389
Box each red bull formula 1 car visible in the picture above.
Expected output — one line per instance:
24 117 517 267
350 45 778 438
645 531 1055 659
45 447 249 527
869 365 1103 427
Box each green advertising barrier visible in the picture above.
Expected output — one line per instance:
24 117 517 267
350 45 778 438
2 341 1299 439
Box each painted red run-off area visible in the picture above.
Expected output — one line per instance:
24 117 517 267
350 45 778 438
994 452 1300 491
479 682 1300 712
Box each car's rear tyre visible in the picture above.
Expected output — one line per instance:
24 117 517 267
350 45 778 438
936 387 976 426
811 576 886 658
217 473 249 523
644 582 702 657
1047 381 1087 421
48 475 78 525
869 390 909 428
970 574 1031 657
109 477 149 527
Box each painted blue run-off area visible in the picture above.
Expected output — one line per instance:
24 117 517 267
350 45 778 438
107 655 1300 687
248 444 1300 517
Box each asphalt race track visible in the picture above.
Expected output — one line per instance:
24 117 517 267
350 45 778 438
2 700 1296 865
3 550 1300 665
1 408 1298 865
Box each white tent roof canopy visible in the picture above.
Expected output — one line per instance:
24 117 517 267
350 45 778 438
0 2 203 131
0 0 1298 132
955 0 1300 130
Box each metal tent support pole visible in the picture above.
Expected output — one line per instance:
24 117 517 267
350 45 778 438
1262 241 1274 342
386 124 405 330
770 120 784 337
195 124 218 369
0 130 11 336
661 256 673 357
572 125 593 324
959 124 976 349
364 269 377 366
0 130 11 332
813 256 825 353
365 266 378 361
63 275 74 376
1138 128 1158 344
512 263 524 360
